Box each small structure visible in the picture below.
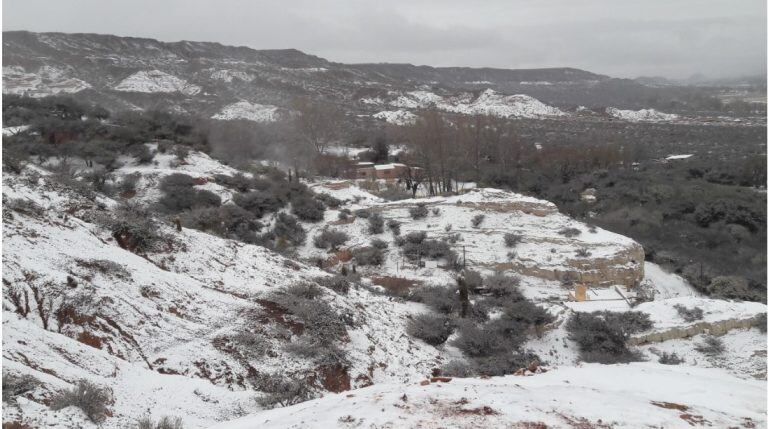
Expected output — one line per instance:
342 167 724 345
570 283 588 302
356 162 415 181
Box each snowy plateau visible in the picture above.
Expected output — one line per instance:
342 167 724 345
2 145 765 428
114 70 201 95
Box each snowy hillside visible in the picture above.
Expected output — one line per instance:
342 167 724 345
211 101 280 122
383 89 566 119
1 158 445 428
2 65 91 97
215 363 766 429
114 70 201 95
2 147 765 428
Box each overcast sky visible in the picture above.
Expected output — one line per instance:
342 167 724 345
3 0 766 79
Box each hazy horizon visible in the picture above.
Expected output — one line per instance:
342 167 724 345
3 0 766 80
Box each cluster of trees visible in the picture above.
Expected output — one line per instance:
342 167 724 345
405 270 553 376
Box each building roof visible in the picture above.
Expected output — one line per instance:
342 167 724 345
373 163 407 170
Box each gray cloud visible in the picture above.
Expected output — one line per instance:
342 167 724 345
3 0 765 79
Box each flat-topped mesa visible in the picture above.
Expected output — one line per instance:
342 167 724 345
377 188 644 288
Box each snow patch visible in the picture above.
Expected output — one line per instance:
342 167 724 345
114 70 201 95
372 110 417 125
211 101 279 122
2 65 91 97
390 89 565 118
606 107 678 122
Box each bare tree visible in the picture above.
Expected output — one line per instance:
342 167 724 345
292 97 343 155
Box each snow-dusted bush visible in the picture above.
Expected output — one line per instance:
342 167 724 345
353 246 384 266
233 190 286 217
272 213 306 246
354 208 370 218
313 228 349 250
367 212 384 234
658 352 684 365
410 285 457 314
5 198 44 218
483 272 524 301
2 373 40 404
315 193 342 209
137 416 184 429
50 380 112 424
406 314 455 346
461 270 484 290
285 282 324 299
81 168 114 194
182 205 263 243
706 275 755 301
101 203 165 253
214 173 254 192
118 172 141 194
271 293 347 349
370 238 388 249
387 219 401 235
314 275 351 295
471 351 541 377
159 173 196 193
503 233 523 247
397 232 457 265
158 174 221 213
337 208 352 220
291 196 325 222
695 335 725 356
673 304 704 322
471 214 485 228
256 373 316 409
409 203 428 220
440 360 473 377
566 311 652 364
444 233 461 244
76 258 131 280
452 319 527 358
503 300 554 328
575 248 591 257
557 227 581 238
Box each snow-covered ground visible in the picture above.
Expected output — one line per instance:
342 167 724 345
114 70 201 95
211 101 280 122
305 183 643 288
3 148 765 428
214 362 767 429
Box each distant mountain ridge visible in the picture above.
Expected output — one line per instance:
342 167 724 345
2 30 758 118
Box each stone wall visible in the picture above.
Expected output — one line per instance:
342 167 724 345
627 315 764 346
